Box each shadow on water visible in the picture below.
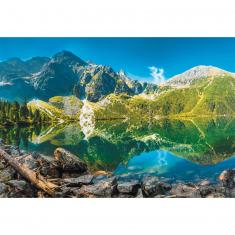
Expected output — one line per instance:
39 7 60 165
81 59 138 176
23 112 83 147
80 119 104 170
1 116 235 182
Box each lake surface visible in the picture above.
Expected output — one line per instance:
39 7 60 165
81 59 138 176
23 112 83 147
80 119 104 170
1 117 235 183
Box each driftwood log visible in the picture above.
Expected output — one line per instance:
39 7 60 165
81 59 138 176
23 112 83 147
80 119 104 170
0 149 58 196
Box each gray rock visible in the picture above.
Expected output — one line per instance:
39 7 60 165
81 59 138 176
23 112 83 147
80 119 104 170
219 169 235 189
229 188 235 197
199 185 216 197
0 167 15 182
75 177 117 198
7 180 35 198
18 154 40 170
170 183 201 198
114 194 135 198
0 160 6 169
206 193 225 198
54 148 87 173
136 188 144 198
142 176 171 197
64 174 94 187
199 180 211 186
117 180 140 195
0 182 8 197
7 180 28 191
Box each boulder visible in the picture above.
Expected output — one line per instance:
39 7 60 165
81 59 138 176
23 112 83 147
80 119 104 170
18 154 40 170
142 176 171 197
18 152 60 178
0 166 15 182
229 188 235 198
170 183 201 198
219 169 235 189
1 145 22 157
199 180 211 186
199 185 216 197
0 182 9 197
7 180 35 198
54 148 87 173
63 174 94 187
136 188 144 198
74 177 117 198
117 180 140 195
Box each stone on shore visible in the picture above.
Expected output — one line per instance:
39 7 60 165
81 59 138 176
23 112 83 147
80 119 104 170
0 182 9 197
219 169 235 189
136 188 144 198
117 180 140 195
170 183 201 198
74 177 117 198
0 166 15 183
7 180 35 198
54 148 88 173
142 176 171 197
63 174 94 187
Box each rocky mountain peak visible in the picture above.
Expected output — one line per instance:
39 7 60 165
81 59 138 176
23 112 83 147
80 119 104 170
119 69 126 77
166 65 234 87
52 50 87 67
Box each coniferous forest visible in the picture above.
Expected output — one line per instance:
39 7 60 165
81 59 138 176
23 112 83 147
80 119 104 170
0 100 50 127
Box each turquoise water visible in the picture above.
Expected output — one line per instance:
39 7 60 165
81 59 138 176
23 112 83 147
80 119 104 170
115 150 235 182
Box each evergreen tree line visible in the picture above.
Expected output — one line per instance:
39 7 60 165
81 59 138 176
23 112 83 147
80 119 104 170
0 100 50 126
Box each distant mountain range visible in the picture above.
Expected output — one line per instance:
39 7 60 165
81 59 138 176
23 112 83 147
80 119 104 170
0 51 157 102
1 50 235 118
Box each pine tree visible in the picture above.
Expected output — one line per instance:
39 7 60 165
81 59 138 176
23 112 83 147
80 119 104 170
19 101 29 120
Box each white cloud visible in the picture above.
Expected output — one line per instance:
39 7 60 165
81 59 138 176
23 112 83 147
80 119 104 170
127 66 166 85
148 66 166 85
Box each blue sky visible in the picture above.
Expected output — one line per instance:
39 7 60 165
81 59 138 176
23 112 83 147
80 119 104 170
1 38 235 83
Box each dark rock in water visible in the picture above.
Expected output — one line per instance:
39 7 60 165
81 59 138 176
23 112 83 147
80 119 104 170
0 166 15 182
142 176 171 197
219 169 235 189
74 177 117 198
63 174 94 187
170 183 201 198
117 180 140 195
54 148 87 173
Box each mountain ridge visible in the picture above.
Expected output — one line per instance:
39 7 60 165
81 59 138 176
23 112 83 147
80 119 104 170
0 50 155 102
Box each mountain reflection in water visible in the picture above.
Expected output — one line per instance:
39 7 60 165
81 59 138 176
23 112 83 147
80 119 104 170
0 117 235 182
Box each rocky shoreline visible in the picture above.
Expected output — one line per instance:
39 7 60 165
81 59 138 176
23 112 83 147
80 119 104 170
0 142 235 198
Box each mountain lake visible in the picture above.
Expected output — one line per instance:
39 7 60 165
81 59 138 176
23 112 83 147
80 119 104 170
0 116 235 183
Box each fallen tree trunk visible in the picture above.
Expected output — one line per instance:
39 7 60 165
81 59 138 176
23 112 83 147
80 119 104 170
0 149 58 196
